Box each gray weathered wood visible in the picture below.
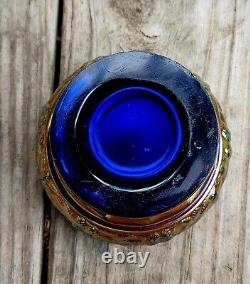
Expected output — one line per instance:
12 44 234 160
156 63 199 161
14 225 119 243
0 0 249 283
0 0 58 283
47 1 250 284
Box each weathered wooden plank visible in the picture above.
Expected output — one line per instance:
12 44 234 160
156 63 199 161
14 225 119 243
46 0 250 283
0 0 58 283
47 1 108 284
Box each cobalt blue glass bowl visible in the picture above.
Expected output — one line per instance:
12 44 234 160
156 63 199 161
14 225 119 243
74 79 188 189
88 85 183 180
38 51 231 244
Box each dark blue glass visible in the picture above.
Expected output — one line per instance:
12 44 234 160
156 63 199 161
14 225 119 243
88 86 183 180
49 52 220 217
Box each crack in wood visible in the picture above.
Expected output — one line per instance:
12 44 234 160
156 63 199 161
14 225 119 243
41 1 64 283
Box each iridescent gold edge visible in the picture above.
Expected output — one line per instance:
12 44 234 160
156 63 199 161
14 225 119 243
37 65 231 245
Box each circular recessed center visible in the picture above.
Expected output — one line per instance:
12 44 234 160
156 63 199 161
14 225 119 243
88 85 184 179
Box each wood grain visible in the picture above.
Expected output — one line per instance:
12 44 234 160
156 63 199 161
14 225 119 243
0 0 249 283
0 0 58 283
47 1 250 283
